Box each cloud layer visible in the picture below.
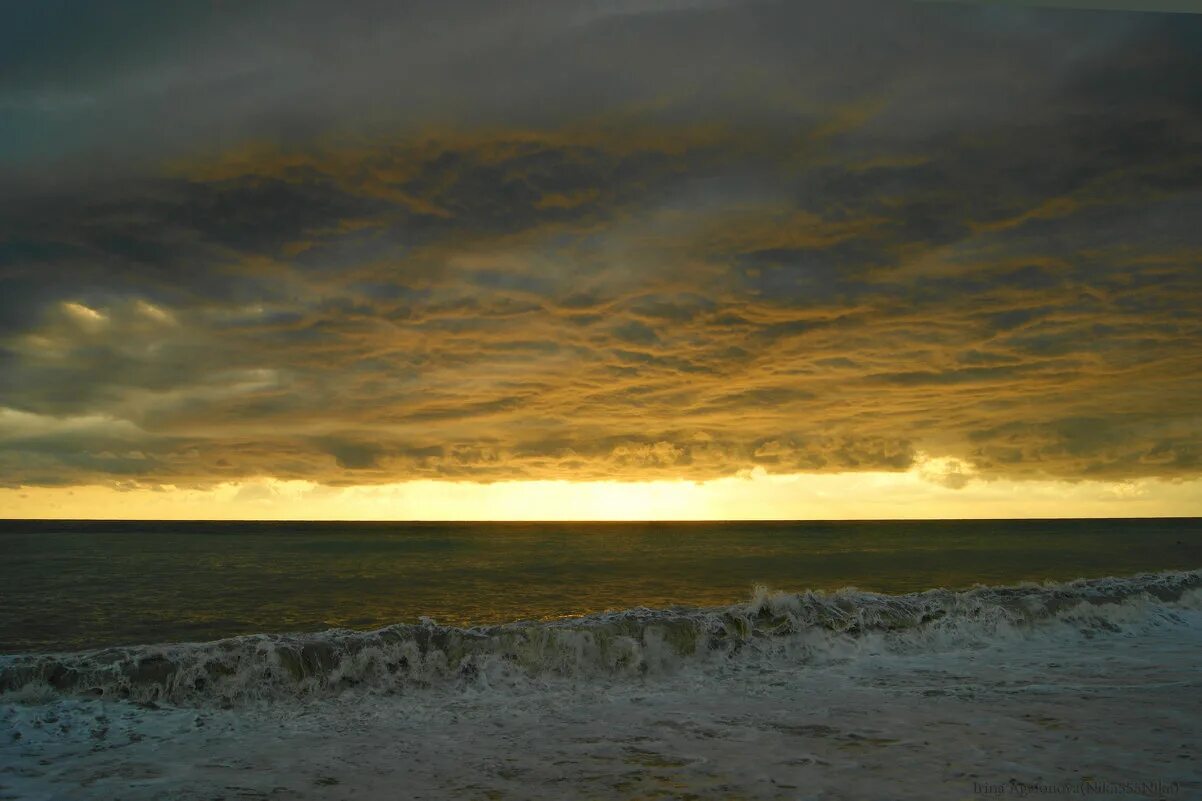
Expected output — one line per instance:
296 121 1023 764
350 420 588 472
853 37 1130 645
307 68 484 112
2 0 1200 490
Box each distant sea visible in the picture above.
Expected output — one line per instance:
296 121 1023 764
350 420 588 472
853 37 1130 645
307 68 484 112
2 517 1200 653
3 518 1200 800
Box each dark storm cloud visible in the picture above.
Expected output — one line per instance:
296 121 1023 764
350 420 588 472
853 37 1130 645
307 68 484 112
1 0 1201 488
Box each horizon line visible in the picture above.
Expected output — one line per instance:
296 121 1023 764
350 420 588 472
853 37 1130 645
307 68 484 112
2 515 1199 524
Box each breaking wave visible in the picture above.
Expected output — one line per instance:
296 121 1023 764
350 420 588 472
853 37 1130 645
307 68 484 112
3 570 1199 706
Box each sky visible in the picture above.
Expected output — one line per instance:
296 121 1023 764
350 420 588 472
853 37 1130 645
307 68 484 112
1 0 1201 520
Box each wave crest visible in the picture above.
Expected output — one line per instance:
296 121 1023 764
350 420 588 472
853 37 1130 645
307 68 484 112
3 570 1199 706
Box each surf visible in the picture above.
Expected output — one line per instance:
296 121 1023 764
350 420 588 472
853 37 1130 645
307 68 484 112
3 569 1198 706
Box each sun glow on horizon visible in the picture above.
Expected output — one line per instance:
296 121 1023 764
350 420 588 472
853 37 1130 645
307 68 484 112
3 467 1200 522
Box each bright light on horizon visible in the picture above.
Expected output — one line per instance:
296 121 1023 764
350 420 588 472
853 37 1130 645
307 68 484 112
2 467 1200 521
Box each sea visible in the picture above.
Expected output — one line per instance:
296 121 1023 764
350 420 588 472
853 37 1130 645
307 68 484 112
2 518 1200 800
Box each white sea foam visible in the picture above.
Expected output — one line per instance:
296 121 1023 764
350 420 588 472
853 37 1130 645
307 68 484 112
2 569 1198 706
3 570 1201 800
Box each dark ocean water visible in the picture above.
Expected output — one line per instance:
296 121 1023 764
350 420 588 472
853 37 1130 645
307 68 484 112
2 518 1200 654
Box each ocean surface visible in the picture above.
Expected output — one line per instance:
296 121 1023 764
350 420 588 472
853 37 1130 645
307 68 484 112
3 517 1201 653
2 518 1201 800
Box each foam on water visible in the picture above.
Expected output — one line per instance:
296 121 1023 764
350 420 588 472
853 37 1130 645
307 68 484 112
4 569 1202 800
3 569 1198 706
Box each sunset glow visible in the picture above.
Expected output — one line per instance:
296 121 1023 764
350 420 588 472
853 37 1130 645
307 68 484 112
5 470 1200 521
2 1 1201 519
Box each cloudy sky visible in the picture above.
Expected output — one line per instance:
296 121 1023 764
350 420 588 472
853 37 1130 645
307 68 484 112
2 0 1201 518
